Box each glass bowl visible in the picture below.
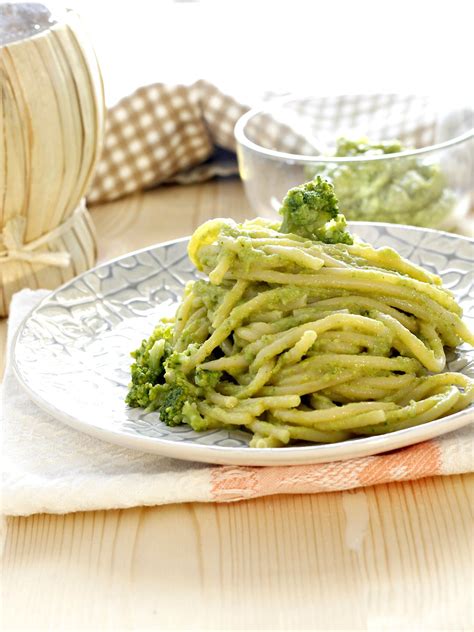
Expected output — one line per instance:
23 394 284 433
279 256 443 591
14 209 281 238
234 95 473 232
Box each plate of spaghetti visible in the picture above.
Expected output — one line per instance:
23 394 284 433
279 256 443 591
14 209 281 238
13 178 474 465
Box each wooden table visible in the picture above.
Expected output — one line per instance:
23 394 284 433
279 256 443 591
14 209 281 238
2 179 473 631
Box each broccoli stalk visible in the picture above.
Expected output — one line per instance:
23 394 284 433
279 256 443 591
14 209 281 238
279 176 353 245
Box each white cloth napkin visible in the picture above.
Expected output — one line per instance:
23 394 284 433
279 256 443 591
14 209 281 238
1 290 216 516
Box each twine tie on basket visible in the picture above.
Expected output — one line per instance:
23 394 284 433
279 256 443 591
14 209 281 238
0 200 87 267
0 217 70 267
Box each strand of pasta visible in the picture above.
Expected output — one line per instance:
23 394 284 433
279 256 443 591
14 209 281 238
309 394 337 409
211 279 248 329
344 243 442 285
208 251 234 284
224 267 459 313
353 386 461 434
272 400 396 426
205 391 301 415
247 420 290 444
256 369 363 397
261 244 325 271
213 240 310 273
219 338 234 356
280 330 317 366
392 373 474 407
295 296 418 331
250 434 286 448
280 425 351 443
329 374 417 401
218 232 443 285
174 305 208 351
200 355 248 373
309 331 388 355
173 285 200 341
306 409 390 431
275 354 423 385
372 310 446 372
235 360 276 399
236 307 353 341
219 234 350 269
237 222 442 292
373 295 466 347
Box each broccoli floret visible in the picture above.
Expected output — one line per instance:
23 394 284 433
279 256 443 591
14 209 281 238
279 176 353 245
158 370 209 429
127 325 210 429
159 384 192 426
194 369 222 389
126 323 174 409
158 353 202 426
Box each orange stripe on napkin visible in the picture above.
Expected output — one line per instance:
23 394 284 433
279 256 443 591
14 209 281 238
210 440 441 501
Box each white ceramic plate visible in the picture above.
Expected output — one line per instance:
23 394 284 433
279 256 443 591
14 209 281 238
13 223 474 466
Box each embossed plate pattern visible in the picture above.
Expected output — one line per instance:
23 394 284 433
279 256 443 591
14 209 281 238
13 223 474 465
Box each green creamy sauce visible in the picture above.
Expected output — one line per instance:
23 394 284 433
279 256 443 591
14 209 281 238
307 138 455 227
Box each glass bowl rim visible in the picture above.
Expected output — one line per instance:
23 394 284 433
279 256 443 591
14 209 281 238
234 94 474 164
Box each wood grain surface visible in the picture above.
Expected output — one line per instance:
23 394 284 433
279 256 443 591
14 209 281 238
1 179 473 631
2 475 473 631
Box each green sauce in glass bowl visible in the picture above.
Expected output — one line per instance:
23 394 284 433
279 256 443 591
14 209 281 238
306 138 456 228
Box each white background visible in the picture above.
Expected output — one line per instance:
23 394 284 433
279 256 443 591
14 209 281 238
67 0 472 107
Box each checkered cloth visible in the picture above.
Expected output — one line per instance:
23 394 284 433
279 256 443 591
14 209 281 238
87 82 454 204
88 80 247 202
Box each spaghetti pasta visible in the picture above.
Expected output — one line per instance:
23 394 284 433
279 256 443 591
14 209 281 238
126 178 474 448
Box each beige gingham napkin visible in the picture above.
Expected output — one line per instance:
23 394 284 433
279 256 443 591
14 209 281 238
88 82 448 204
88 80 248 202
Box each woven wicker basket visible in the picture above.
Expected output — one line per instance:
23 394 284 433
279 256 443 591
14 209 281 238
0 3 105 316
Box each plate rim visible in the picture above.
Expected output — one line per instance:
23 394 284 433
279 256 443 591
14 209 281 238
11 222 474 466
